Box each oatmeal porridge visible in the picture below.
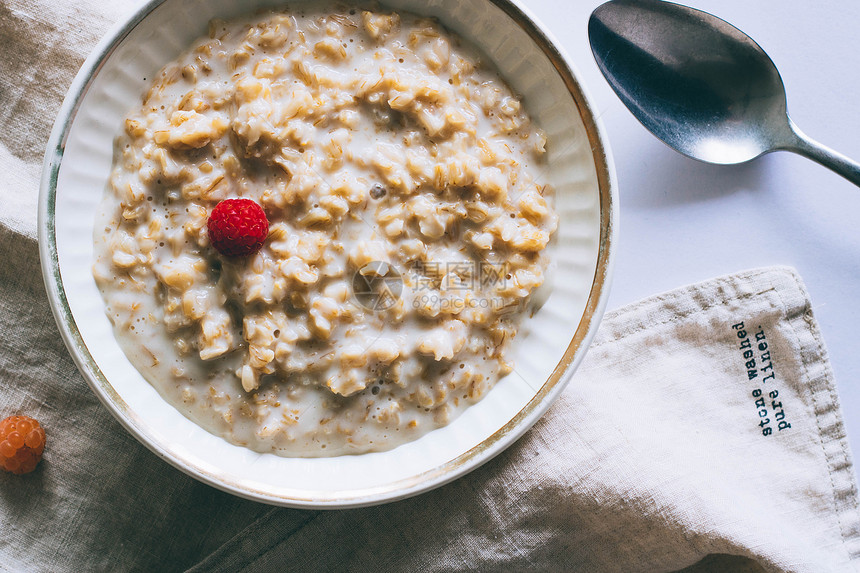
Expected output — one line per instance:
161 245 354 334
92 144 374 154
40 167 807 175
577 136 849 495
92 4 558 456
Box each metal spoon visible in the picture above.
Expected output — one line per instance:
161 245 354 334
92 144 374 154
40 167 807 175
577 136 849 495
588 0 860 186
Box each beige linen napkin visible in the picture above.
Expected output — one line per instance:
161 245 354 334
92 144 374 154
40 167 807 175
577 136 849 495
2 1 860 571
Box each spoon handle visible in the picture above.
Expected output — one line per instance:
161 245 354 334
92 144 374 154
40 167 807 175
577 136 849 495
782 121 860 187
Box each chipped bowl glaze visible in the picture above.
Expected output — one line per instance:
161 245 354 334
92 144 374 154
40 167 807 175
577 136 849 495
38 0 616 508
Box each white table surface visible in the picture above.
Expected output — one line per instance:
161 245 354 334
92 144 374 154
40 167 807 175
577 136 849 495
524 0 860 469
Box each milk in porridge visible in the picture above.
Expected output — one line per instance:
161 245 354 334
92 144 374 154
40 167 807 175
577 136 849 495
93 5 558 456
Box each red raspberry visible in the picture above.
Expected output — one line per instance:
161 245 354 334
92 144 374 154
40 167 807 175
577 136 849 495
207 198 269 257
0 415 46 475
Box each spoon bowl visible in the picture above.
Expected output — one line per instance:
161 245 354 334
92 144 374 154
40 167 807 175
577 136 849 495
588 0 860 184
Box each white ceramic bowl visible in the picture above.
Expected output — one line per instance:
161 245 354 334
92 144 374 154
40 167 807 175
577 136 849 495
39 0 616 508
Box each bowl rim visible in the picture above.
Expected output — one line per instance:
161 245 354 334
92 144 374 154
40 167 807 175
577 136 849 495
37 0 618 508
